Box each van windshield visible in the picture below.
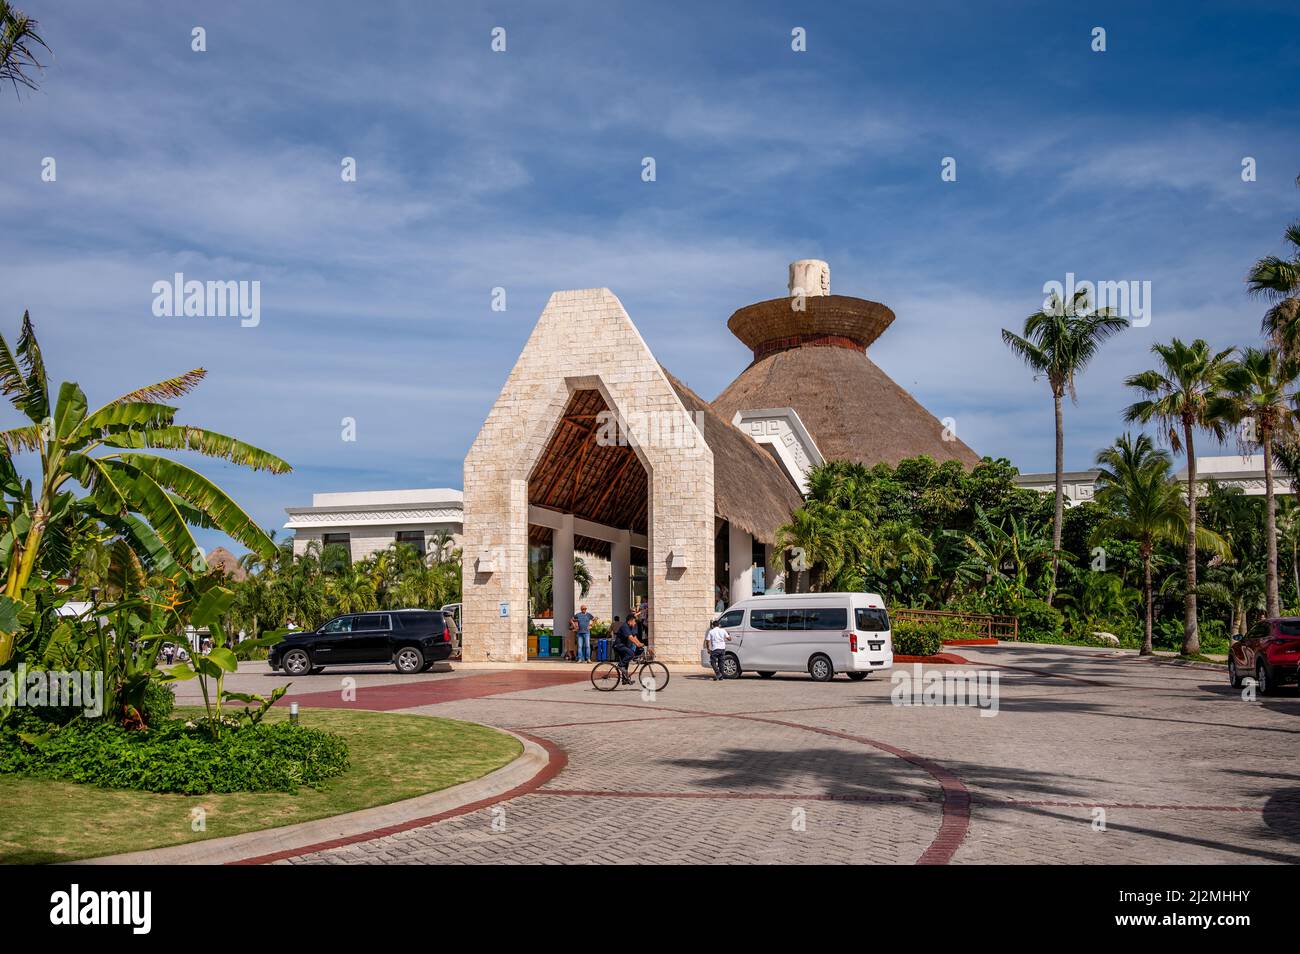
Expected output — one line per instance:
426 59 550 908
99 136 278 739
855 608 890 632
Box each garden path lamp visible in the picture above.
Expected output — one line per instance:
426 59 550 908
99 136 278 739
289 702 300 725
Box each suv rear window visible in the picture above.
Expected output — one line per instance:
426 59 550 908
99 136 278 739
855 608 890 632
353 614 390 632
395 612 441 629
1279 621 1300 637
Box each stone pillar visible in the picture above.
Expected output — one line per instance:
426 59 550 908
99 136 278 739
728 522 753 604
553 513 575 631
612 530 631 621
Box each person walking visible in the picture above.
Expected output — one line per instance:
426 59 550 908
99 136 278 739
572 604 595 663
705 619 731 681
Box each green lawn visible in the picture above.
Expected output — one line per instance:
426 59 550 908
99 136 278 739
0 707 522 864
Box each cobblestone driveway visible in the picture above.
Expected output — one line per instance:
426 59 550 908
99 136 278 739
270 644 1300 865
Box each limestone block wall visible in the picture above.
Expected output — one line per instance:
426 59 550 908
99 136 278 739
462 288 715 663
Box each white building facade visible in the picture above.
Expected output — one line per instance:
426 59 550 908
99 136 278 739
284 488 464 563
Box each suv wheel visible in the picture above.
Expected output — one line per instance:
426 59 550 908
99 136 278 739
1256 661 1274 696
395 646 425 674
1228 657 1242 688
282 649 312 676
809 654 834 682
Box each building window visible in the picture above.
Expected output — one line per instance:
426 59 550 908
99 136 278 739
321 533 351 567
395 530 426 556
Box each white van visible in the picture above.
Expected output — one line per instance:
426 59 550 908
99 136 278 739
701 592 893 681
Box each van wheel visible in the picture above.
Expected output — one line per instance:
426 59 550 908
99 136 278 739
808 654 834 682
758 671 775 679
395 646 425 674
847 672 868 681
721 654 742 679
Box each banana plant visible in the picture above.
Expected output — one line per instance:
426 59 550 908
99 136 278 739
159 586 291 738
0 312 291 664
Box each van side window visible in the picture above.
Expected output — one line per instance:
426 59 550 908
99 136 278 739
750 609 788 630
717 610 744 629
801 608 847 630
855 608 890 632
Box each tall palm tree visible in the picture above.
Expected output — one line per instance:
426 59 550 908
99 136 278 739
1124 338 1235 655
1247 221 1300 358
1210 347 1299 618
1092 433 1227 655
0 314 291 663
1002 292 1127 601
0 1 48 95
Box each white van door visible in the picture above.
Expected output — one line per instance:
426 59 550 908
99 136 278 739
745 607 786 669
789 605 850 669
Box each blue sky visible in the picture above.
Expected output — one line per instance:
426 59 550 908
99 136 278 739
2 0 1298 553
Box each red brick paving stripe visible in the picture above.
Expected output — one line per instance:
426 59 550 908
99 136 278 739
895 653 971 665
256 677 974 865
280 670 591 711
500 694 970 865
975 799 1284 813
735 714 970 866
538 789 939 804
227 731 568 865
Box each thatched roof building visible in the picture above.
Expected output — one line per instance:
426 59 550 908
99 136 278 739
712 261 980 472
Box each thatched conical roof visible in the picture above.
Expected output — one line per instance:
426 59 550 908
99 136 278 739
661 368 805 543
712 268 979 469
206 546 248 581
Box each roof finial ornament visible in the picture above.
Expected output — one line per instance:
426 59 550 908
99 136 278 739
788 259 830 298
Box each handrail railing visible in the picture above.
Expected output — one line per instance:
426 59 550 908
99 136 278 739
890 607 1018 641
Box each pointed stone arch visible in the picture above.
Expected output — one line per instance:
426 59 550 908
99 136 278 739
461 289 715 663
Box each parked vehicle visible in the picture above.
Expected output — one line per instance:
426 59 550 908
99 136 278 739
1229 617 1300 694
700 592 893 681
269 610 455 675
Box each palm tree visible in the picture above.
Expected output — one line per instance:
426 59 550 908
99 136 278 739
1092 433 1227 655
0 1 49 95
1210 347 1298 618
1247 221 1300 358
0 314 291 663
1278 499 1300 610
1002 292 1127 601
774 502 857 593
1124 338 1235 655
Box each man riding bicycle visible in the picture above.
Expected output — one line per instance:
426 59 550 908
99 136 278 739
610 615 644 684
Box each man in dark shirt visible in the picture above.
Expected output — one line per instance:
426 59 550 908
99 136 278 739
611 615 643 683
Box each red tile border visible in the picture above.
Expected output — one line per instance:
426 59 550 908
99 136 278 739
226 731 567 865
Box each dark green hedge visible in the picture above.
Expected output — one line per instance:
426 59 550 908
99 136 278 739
890 621 951 656
0 715 348 794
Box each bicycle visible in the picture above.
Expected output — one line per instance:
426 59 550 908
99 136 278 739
590 647 670 692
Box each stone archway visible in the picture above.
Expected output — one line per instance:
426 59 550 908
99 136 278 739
461 289 714 664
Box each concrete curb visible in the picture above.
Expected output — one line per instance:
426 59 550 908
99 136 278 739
73 729 551 866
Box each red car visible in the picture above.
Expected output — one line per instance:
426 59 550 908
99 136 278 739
1229 617 1300 694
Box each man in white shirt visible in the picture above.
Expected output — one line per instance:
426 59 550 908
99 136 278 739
705 621 731 681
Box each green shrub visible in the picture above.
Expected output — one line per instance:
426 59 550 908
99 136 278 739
0 714 349 794
1013 598 1065 643
890 621 947 656
142 681 175 725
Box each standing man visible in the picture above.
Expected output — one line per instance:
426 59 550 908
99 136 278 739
706 619 731 681
572 603 595 664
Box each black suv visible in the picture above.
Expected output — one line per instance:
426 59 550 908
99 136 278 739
269 610 455 675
